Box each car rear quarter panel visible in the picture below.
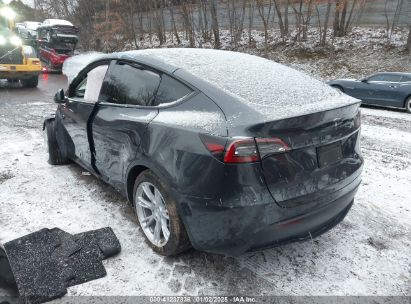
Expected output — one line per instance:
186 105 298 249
139 93 228 197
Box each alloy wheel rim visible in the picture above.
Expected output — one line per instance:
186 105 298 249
135 182 170 247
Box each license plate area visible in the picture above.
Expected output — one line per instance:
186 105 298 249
317 142 343 168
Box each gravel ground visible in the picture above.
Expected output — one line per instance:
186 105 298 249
0 71 410 298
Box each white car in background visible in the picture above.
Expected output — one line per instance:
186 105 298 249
19 21 41 39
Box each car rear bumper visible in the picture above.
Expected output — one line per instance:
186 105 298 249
181 174 361 256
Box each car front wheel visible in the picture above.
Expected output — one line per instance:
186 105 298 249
45 119 69 165
133 170 191 256
406 96 411 114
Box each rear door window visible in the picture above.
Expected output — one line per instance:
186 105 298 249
401 75 411 82
101 62 161 106
367 75 385 82
382 75 402 82
101 62 193 107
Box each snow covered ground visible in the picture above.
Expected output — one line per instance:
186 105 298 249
0 74 409 298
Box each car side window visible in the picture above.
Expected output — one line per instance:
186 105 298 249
101 63 161 106
156 74 193 106
74 78 87 98
72 64 109 102
382 75 402 82
401 76 411 82
367 75 385 82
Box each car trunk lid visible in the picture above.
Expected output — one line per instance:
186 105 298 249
253 103 362 208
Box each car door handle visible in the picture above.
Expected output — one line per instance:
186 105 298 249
389 85 397 88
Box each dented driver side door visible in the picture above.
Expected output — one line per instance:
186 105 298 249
90 61 160 191
57 62 109 172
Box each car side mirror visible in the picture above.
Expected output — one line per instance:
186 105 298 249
54 89 67 104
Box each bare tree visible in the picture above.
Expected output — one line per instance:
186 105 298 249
247 0 256 46
303 0 314 40
169 5 181 45
333 0 366 37
210 0 220 49
284 0 290 36
226 0 247 46
180 1 195 47
256 0 273 53
272 0 285 38
322 0 333 46
385 0 405 41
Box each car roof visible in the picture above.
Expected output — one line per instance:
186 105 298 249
111 49 358 120
374 72 411 76
67 49 359 121
41 19 74 27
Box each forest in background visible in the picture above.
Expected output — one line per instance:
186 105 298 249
9 0 411 54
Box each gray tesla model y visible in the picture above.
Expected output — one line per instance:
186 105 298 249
44 49 363 256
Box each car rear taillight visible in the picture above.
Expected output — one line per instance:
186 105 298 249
224 139 259 163
200 135 290 164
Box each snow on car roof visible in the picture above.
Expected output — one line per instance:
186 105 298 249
42 19 74 27
63 52 106 83
121 49 359 119
65 49 359 120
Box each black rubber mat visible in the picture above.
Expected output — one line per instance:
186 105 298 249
1 227 121 304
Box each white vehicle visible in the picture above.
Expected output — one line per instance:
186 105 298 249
19 21 41 39
41 19 74 27
37 19 78 44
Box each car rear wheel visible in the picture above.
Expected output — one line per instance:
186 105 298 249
133 171 191 256
21 76 39 88
45 119 69 165
406 97 411 114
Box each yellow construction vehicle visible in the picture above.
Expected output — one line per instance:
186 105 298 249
0 1 41 87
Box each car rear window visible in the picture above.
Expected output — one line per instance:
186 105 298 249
156 74 192 106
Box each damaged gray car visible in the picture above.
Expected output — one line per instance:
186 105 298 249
44 49 363 256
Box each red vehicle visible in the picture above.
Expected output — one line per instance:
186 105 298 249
37 19 78 72
39 44 75 71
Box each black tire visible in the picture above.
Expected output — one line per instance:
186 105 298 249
133 170 191 256
405 96 411 114
45 119 69 165
21 75 39 88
